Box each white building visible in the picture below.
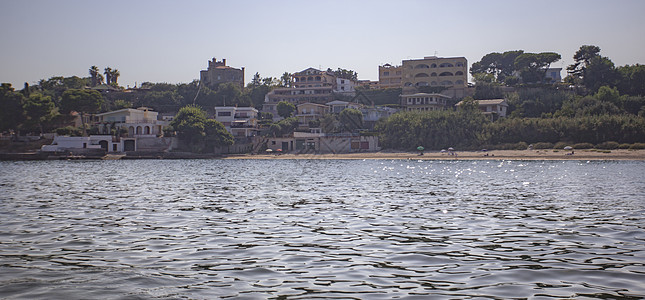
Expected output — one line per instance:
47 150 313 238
40 135 134 153
326 100 362 114
335 77 357 95
214 106 258 138
455 99 508 119
95 107 167 137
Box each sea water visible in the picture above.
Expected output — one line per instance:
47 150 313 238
1 159 644 298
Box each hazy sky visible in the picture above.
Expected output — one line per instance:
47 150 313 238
2 0 644 88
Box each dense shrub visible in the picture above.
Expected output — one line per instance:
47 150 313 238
553 142 569 149
596 141 620 149
629 143 645 149
55 126 82 136
619 143 631 149
532 142 554 149
573 143 594 149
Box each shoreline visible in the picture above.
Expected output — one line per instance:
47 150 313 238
222 149 645 161
2 149 644 161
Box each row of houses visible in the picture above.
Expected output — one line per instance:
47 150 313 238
40 55 513 155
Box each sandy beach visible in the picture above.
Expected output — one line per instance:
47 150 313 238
223 149 645 160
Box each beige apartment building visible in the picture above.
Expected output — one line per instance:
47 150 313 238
378 64 402 89
401 56 467 88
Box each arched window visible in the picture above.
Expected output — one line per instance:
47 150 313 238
439 63 454 68
440 80 453 85
128 126 134 136
414 64 430 69
456 62 464 67
431 63 437 68
307 76 313 81
404 82 413 86
416 81 429 87
315 76 321 81
415 73 429 78
439 72 453 76
145 126 151 135
455 71 464 75
136 126 142 135
431 72 437 77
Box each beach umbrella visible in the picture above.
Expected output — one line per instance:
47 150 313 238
448 147 454 151
564 146 573 150
417 146 424 151
277 149 282 152
265 149 273 152
481 149 488 152
440 149 447 153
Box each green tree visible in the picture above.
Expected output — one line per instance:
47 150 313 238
514 52 561 83
89 65 102 86
0 83 26 133
23 93 57 134
215 82 246 106
104 67 113 85
320 113 340 133
171 105 207 144
250 72 262 87
584 56 619 92
280 72 293 87
332 68 358 80
60 89 104 136
617 64 645 96
567 45 601 79
338 108 363 132
470 50 524 83
276 101 295 118
110 68 120 86
204 119 234 150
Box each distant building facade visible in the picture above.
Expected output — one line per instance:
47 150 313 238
378 63 402 89
200 58 245 89
401 56 468 88
544 67 562 83
95 107 166 137
214 106 258 138
263 68 338 119
455 99 508 120
400 93 451 111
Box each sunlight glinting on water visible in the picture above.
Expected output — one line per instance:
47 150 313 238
1 159 644 299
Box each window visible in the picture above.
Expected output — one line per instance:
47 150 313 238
218 112 232 116
456 62 464 67
383 71 389 76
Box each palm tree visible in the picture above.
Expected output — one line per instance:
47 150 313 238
280 72 292 87
89 66 100 86
110 69 120 86
104 67 113 85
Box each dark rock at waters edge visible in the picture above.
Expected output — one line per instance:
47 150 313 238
0 152 50 160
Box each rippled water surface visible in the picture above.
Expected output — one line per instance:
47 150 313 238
1 159 645 299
